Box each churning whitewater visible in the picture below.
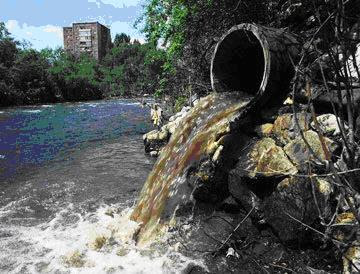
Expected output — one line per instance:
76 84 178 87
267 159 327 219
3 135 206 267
0 100 201 273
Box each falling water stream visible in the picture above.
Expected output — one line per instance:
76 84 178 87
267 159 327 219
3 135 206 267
0 100 195 273
0 94 253 273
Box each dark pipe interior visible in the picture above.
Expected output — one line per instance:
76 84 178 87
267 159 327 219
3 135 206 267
213 30 265 94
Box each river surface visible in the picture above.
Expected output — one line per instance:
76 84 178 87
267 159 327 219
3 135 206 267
0 100 192 273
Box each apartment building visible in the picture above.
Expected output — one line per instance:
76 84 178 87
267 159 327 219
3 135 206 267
63 22 111 60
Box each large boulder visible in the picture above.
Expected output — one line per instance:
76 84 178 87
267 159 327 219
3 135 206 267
263 177 333 243
272 113 311 145
310 113 347 136
232 137 298 179
228 137 298 221
284 130 338 167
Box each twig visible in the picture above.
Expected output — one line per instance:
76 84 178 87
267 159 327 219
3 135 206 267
234 0 246 11
285 212 345 246
269 263 295 273
292 167 360 178
213 206 255 256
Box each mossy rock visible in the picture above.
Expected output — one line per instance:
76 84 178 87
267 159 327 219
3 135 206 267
284 130 338 167
235 137 298 179
254 123 273 137
272 113 311 145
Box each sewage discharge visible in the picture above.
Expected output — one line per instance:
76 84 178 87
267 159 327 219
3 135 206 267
131 24 299 245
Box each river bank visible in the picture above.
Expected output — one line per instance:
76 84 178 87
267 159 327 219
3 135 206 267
138 92 357 273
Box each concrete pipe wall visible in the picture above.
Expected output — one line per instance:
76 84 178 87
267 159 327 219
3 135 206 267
211 24 299 109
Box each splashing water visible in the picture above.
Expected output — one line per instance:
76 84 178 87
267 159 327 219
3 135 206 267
0 204 201 273
0 99 203 273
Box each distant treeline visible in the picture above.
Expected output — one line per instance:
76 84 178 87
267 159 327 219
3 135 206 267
0 23 165 107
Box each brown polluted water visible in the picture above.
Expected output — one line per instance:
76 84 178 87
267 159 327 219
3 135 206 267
131 92 253 245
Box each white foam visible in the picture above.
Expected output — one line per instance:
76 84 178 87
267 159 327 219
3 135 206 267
121 102 141 106
85 103 100 107
0 204 203 274
23 109 42 113
0 155 5 159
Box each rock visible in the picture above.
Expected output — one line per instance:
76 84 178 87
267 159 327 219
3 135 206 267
181 106 191 113
227 137 298 220
164 106 191 134
226 247 239 258
228 174 262 218
212 145 224 163
105 208 115 218
89 235 107 250
284 130 338 167
190 158 229 204
334 212 357 242
62 250 86 268
260 107 282 122
313 178 333 219
217 196 242 214
254 123 273 137
116 247 130 256
283 97 294 105
149 151 158 157
143 129 169 141
336 212 356 224
272 113 311 145
343 241 360 274
263 177 331 243
356 115 360 139
233 137 298 179
143 129 170 153
143 103 193 154
310 114 346 136
294 87 360 117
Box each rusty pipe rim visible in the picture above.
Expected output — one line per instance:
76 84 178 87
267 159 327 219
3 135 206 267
210 23 271 96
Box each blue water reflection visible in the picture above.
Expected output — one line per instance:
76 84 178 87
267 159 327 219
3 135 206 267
0 100 152 180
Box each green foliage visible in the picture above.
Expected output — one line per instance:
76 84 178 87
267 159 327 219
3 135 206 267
101 41 165 97
114 33 131 47
0 23 166 107
174 95 187 112
0 22 10 40
137 0 274 99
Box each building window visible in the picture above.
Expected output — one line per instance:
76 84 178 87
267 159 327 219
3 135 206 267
79 29 91 37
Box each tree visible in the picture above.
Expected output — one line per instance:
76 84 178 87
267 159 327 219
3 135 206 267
114 33 131 47
0 20 165 107
0 22 10 40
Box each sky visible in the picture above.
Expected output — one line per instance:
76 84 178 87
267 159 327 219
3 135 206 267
0 0 146 50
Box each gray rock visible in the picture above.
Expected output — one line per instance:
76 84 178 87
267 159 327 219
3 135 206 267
284 130 338 167
149 151 159 157
310 114 346 136
143 129 169 153
263 177 332 243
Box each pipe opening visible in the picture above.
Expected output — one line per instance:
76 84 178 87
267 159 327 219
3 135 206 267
212 30 265 95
